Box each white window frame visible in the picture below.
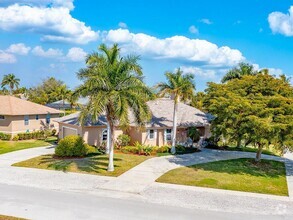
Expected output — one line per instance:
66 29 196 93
101 129 108 142
0 115 5 120
24 115 29 126
148 129 157 140
164 129 172 141
46 114 51 124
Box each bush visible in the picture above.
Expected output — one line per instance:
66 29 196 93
116 134 131 148
55 135 94 157
188 127 201 142
121 146 139 154
12 135 19 141
0 132 11 140
175 144 186 153
157 145 170 153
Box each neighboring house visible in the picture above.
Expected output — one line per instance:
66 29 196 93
46 97 88 110
0 95 62 135
56 98 211 147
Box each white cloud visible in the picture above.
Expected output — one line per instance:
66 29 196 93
0 4 98 44
189 25 199 34
32 46 63 58
180 66 217 79
66 47 87 62
104 29 244 66
6 43 31 55
0 0 74 10
118 22 127 28
0 50 16 63
199 18 212 25
268 6 293 36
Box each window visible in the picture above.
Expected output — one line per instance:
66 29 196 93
102 129 108 141
24 115 29 126
165 129 172 141
46 114 50 124
0 115 4 120
148 129 156 140
35 115 39 120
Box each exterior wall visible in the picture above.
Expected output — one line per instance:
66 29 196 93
0 114 60 135
0 115 13 133
58 123 82 140
127 127 143 145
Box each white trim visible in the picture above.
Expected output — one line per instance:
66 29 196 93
62 126 77 138
164 128 172 141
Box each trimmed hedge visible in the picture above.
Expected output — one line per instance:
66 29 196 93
55 135 96 157
0 132 12 141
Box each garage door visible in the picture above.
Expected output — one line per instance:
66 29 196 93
63 127 77 138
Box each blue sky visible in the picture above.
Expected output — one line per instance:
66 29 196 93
0 0 293 91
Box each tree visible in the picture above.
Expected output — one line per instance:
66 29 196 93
1 74 20 94
205 74 293 161
75 44 152 171
221 62 257 83
156 69 195 154
27 77 66 104
191 91 206 111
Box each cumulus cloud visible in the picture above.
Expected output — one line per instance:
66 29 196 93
268 6 293 36
32 46 63 58
0 50 16 63
180 66 217 79
66 47 87 62
104 29 244 66
189 25 199 34
6 43 31 55
199 18 212 25
0 0 74 10
0 3 98 44
118 22 127 28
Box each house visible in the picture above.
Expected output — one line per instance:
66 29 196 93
0 95 62 135
46 97 88 110
56 98 211 147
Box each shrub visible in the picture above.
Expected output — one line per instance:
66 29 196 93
157 145 170 153
0 132 11 140
55 135 93 157
116 134 131 148
12 135 19 141
188 127 201 142
121 146 139 154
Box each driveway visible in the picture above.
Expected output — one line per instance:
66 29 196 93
0 146 293 217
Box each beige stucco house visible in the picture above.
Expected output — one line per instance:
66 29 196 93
56 98 211 147
0 95 62 135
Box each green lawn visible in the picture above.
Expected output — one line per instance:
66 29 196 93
13 153 151 177
0 215 26 220
156 158 288 196
0 137 57 155
225 146 281 156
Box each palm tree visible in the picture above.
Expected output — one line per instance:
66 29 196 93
156 68 195 154
221 62 257 83
75 44 152 171
1 74 20 94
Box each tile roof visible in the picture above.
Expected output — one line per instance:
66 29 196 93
0 95 62 115
57 98 210 128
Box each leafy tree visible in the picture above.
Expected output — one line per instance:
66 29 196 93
1 74 20 94
205 74 293 161
191 91 206 111
75 44 152 171
221 62 257 83
156 68 195 154
27 77 66 104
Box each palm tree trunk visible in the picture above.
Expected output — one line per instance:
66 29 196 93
106 123 110 154
107 119 115 172
171 99 178 154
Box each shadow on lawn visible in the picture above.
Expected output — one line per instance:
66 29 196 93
39 154 122 173
188 158 286 178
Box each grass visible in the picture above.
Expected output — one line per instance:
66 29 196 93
156 158 288 196
13 152 151 177
0 136 57 155
0 215 26 220
226 146 281 156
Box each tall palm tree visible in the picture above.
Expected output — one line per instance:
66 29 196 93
1 74 20 94
75 44 152 171
221 62 257 83
156 69 195 154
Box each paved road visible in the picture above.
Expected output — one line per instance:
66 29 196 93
0 183 291 220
